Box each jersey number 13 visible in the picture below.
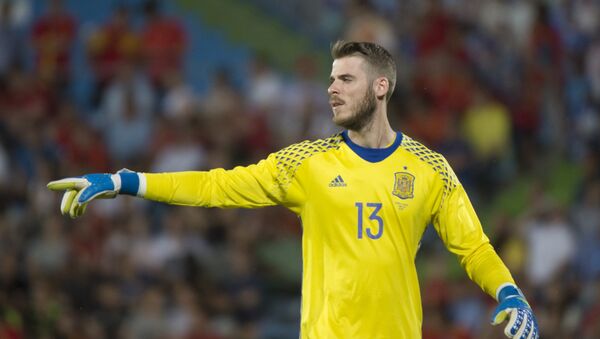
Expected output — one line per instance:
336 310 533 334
355 202 384 239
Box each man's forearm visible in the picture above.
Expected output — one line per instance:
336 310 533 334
461 242 515 299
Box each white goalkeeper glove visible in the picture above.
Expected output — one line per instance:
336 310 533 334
47 169 144 218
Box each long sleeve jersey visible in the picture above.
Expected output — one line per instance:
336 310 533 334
141 131 514 339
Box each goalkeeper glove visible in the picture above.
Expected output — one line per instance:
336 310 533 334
47 169 143 218
491 284 539 339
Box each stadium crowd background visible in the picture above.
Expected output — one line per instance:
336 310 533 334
0 0 599 338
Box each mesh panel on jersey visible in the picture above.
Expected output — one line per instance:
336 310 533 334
401 136 459 206
274 134 343 190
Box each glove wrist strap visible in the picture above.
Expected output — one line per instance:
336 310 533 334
119 172 140 196
497 283 523 303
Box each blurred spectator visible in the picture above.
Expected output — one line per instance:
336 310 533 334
0 1 26 77
490 214 526 276
52 101 108 175
26 216 68 276
29 281 65 338
94 280 125 338
99 62 155 165
344 0 397 53
121 286 168 339
461 86 513 195
448 282 487 336
166 283 196 337
0 0 31 28
570 0 600 38
581 280 600 338
128 212 161 275
0 67 52 128
147 209 189 278
162 70 198 120
413 52 473 118
479 0 535 50
86 5 139 108
437 118 475 190
524 199 576 287
199 69 260 163
184 308 224 339
151 120 207 173
31 0 76 93
573 180 600 279
527 3 564 84
140 0 186 92
277 55 335 146
403 93 451 149
586 35 600 102
224 246 263 330
0 132 10 185
201 68 240 120
0 306 24 339
246 55 283 118
510 73 542 171
416 0 453 58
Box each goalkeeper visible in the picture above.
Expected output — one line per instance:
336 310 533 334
48 40 538 339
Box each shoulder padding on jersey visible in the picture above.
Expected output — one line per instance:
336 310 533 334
401 135 459 206
274 134 343 189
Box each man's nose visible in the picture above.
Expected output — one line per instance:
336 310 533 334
328 83 339 96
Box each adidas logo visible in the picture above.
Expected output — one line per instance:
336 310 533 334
329 175 347 187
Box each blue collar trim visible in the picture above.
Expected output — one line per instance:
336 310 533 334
341 130 403 163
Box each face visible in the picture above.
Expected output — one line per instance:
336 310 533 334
328 56 378 131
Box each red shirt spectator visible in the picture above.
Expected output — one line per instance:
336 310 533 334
528 4 564 83
0 324 24 339
416 1 452 58
0 69 52 124
140 1 186 87
53 102 110 173
87 6 139 85
31 0 76 84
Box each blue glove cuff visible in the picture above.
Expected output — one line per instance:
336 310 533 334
119 172 140 196
498 284 524 303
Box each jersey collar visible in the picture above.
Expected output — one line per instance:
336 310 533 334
341 130 403 163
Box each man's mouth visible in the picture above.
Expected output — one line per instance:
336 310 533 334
330 100 344 108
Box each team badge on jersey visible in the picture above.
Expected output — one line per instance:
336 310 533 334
392 172 415 199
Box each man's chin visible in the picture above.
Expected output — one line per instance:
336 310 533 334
332 110 348 124
332 115 346 127
332 116 355 130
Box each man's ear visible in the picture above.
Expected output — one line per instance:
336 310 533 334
373 77 389 100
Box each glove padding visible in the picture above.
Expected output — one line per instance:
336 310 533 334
47 173 120 218
491 285 539 339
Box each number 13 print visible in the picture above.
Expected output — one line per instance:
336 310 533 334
355 202 384 239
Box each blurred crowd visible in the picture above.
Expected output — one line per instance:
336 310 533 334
0 0 599 338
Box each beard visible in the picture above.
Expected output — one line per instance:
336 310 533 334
333 86 377 131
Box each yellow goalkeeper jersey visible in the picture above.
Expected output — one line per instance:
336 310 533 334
143 131 514 339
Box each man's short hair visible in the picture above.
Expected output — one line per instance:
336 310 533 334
330 40 397 101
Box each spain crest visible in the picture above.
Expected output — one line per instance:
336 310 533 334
392 172 415 199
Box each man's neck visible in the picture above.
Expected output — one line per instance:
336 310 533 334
347 117 396 148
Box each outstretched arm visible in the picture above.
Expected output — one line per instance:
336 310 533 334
48 153 306 218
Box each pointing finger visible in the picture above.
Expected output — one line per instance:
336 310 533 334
47 178 89 191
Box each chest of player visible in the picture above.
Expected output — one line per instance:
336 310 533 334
301 158 433 254
306 155 434 224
